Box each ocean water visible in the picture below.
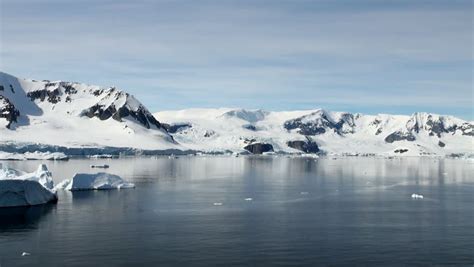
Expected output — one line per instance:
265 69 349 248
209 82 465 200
0 157 473 266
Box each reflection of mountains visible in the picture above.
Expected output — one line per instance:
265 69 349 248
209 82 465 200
113 157 473 186
0 203 54 230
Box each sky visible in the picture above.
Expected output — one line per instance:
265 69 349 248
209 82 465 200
1 0 473 119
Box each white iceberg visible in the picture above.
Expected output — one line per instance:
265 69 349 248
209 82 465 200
0 165 25 179
411 193 424 199
17 164 55 190
0 164 57 208
55 172 135 191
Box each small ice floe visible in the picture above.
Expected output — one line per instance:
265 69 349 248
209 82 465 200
54 173 135 191
213 202 223 206
300 192 309 195
411 193 424 199
168 155 178 159
90 164 109 169
21 252 31 257
301 153 319 159
89 154 114 159
244 198 253 201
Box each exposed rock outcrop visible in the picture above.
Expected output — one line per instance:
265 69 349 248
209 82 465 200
162 123 192 133
385 131 416 143
0 96 20 129
287 138 320 153
284 110 356 136
244 143 274 154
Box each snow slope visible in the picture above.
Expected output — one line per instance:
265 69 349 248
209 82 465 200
155 108 474 156
0 72 178 150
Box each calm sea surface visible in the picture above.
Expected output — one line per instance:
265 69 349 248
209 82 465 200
0 157 473 266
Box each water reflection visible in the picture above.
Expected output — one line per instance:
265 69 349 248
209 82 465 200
0 157 472 266
0 204 54 231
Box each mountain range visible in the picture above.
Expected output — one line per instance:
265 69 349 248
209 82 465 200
1 72 472 157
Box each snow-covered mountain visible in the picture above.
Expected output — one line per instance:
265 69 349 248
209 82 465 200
1 71 472 157
155 108 474 156
0 71 178 150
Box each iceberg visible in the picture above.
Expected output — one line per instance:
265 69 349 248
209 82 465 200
17 164 55 190
0 164 57 208
55 172 135 191
411 193 424 199
0 165 25 179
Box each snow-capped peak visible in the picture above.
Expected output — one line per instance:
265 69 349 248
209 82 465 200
0 71 178 149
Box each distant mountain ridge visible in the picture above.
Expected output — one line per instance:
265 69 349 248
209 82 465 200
156 108 473 156
0 72 472 156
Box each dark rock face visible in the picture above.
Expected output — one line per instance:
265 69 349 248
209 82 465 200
284 111 355 136
26 81 79 104
83 104 115 120
407 113 474 137
203 130 215 138
27 88 61 103
438 141 446 147
375 128 383 135
409 115 449 138
79 89 164 130
0 96 20 129
242 124 257 131
242 138 257 144
394 149 409 154
244 143 274 154
385 131 416 143
162 123 192 133
83 103 162 129
459 123 474 136
287 139 319 153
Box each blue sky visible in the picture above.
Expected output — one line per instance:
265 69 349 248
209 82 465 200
1 0 472 119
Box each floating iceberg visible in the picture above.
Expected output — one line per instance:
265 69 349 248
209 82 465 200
0 164 57 208
0 165 25 179
55 172 135 191
17 164 55 190
411 193 424 199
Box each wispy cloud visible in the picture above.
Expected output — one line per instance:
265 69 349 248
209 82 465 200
0 0 472 119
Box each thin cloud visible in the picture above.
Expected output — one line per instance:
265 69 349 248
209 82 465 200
0 0 472 119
